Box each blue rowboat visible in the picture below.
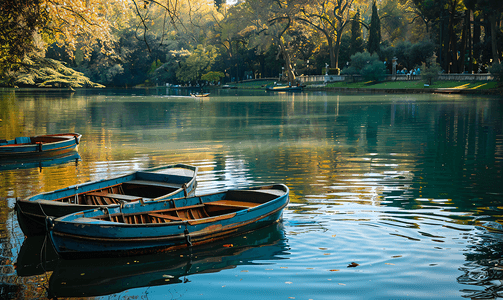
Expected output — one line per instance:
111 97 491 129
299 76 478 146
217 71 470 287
16 164 198 236
46 184 289 258
0 133 81 158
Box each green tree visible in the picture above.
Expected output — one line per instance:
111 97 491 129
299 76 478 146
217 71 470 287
349 9 364 56
298 0 357 69
367 1 381 55
176 44 219 83
0 0 49 77
201 71 225 83
422 55 442 85
341 51 385 82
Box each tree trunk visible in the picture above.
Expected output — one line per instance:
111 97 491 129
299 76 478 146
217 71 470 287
489 13 500 64
468 10 473 74
459 10 468 73
278 38 296 83
328 38 335 68
447 1 458 73
334 33 342 70
473 15 481 72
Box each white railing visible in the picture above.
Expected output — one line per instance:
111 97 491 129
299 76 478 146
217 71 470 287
297 73 495 83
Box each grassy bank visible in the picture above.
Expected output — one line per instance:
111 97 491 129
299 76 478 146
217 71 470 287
225 79 501 94
323 80 499 90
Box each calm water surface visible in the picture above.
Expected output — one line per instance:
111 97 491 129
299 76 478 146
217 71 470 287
1 88 502 299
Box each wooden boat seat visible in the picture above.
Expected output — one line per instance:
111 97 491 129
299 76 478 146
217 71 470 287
86 192 144 205
126 180 183 189
148 213 182 221
205 200 259 209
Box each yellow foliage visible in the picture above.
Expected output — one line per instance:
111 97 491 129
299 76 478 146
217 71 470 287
41 0 120 57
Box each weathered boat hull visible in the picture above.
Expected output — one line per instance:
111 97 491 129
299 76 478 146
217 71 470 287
0 133 81 158
47 184 289 258
16 164 198 236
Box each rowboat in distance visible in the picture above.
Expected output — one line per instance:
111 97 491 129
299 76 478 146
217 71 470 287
0 133 81 158
190 93 210 97
46 184 289 258
16 163 198 236
265 85 303 92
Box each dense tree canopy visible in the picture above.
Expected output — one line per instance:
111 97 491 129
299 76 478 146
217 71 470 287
1 0 502 87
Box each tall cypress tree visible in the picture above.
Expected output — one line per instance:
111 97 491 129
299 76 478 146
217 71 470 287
367 1 381 55
350 9 364 56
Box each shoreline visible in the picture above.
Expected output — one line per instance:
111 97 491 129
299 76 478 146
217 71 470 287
303 86 503 95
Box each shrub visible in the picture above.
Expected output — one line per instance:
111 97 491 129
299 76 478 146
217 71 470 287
341 51 386 82
489 63 503 83
361 61 387 81
421 62 442 85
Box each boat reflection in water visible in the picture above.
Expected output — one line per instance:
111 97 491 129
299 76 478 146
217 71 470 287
16 222 289 298
0 151 81 171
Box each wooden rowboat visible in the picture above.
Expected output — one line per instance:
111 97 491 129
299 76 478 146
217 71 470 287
190 93 210 97
46 184 289 258
0 133 81 158
16 164 198 236
265 85 303 92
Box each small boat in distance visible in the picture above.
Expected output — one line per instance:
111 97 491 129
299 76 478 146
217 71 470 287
190 93 210 97
265 84 303 92
16 164 198 236
0 133 81 158
46 184 289 258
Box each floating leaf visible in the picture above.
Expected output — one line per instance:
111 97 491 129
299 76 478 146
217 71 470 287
385 263 395 265
329 269 340 272
163 275 174 278
338 283 346 286
285 281 293 284
392 255 402 258
223 244 233 247
241 270 249 272
332 235 337 237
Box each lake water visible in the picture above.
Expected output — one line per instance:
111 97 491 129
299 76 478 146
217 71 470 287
1 88 502 299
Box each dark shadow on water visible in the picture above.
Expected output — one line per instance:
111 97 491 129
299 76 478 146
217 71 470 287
16 222 290 298
458 224 503 299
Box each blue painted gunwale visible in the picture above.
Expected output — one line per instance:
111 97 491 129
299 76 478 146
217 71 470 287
16 163 198 236
47 184 289 257
0 133 81 158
